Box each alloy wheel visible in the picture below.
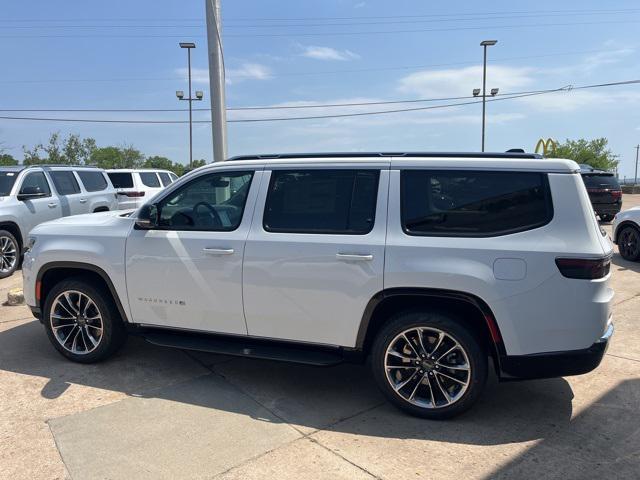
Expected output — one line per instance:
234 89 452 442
50 290 104 355
384 327 471 409
0 235 17 274
619 228 640 260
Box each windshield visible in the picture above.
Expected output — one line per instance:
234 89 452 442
0 171 19 196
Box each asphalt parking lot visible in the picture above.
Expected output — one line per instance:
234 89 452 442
1 196 639 480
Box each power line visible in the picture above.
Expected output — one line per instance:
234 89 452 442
0 79 636 123
3 11 640 29
3 7 640 22
2 19 639 39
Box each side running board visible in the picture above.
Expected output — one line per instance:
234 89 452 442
141 330 344 366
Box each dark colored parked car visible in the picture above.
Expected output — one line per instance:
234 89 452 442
580 166 622 222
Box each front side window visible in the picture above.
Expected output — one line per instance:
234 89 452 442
50 171 80 195
158 172 172 187
20 172 51 196
77 171 108 192
263 169 379 234
139 172 161 188
157 171 253 231
401 170 552 237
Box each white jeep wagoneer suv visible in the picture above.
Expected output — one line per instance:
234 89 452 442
22 152 614 419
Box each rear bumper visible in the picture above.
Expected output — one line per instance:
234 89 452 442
499 323 613 380
593 203 622 216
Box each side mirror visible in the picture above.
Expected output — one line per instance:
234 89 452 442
17 186 48 201
135 204 158 230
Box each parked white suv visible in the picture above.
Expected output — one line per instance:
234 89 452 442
22 153 614 418
612 206 640 261
0 165 117 278
107 169 178 210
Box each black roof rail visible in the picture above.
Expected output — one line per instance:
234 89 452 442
228 151 543 161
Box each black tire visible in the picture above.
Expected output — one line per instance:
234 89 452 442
43 277 127 363
371 310 488 419
0 229 19 279
618 225 640 262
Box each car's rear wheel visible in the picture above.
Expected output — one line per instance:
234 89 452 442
618 225 640 261
43 278 127 363
0 230 19 279
371 310 488 419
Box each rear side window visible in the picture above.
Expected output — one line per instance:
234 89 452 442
158 172 172 187
264 169 379 234
582 174 620 189
107 172 134 189
139 172 161 188
50 171 81 195
77 171 108 192
401 170 552 237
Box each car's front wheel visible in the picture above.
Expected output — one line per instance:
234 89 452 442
618 225 640 261
43 278 127 363
371 310 488 419
0 230 19 279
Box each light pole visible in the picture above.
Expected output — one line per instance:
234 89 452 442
635 144 639 185
177 42 203 169
477 40 497 152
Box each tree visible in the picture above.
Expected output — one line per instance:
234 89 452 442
89 145 145 169
23 132 97 165
144 155 174 171
0 154 18 166
550 138 619 171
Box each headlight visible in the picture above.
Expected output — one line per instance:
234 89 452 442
24 236 36 254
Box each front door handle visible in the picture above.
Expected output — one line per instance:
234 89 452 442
48 202 58 208
336 253 374 262
203 247 235 256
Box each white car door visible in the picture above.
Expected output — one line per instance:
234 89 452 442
16 170 62 235
125 167 261 334
242 164 389 347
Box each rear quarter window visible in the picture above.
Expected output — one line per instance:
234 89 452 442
139 172 161 188
401 170 553 237
107 172 134 189
77 171 108 192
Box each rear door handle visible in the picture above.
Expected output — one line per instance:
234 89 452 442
48 202 58 208
336 253 374 261
79 198 87 204
203 247 235 256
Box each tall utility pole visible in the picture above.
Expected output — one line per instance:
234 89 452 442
635 144 639 185
206 0 228 162
177 42 203 169
480 40 497 152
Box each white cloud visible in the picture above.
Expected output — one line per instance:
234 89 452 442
300 46 360 61
175 63 273 86
398 65 535 97
226 63 273 84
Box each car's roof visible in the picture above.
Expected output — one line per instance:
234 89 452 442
107 169 172 173
0 165 103 172
0 166 24 172
210 152 579 174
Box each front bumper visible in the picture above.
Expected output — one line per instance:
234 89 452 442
499 323 613 380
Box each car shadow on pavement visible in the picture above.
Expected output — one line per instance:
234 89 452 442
2 319 577 448
612 253 640 274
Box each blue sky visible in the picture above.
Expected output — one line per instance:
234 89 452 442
1 1 639 178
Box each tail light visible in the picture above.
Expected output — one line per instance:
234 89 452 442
555 256 611 279
611 190 622 199
118 191 146 197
